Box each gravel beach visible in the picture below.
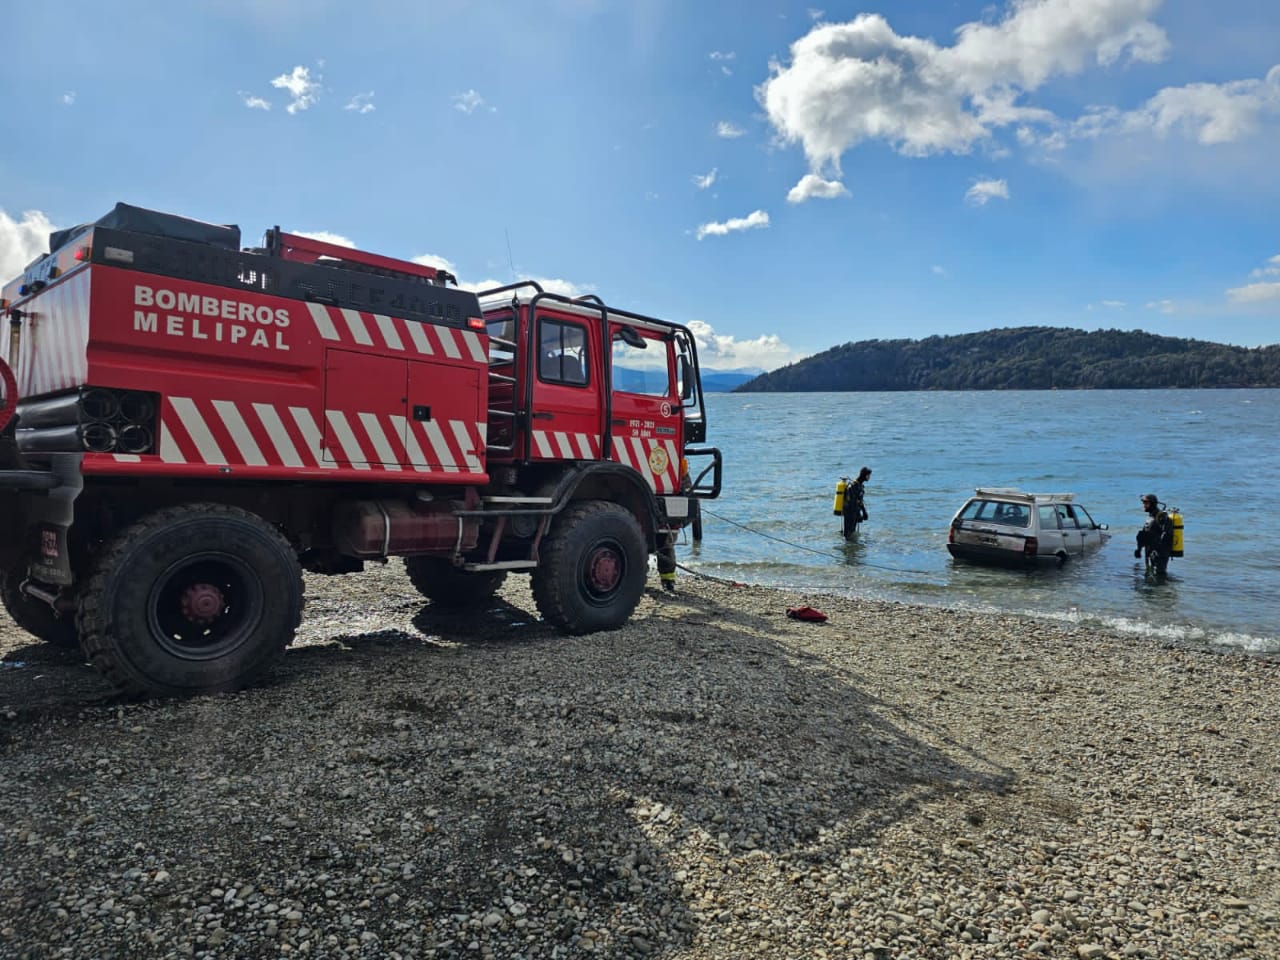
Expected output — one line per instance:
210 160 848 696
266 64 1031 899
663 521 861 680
1 561 1277 959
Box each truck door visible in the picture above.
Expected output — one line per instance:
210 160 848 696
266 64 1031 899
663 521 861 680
527 311 603 460
607 321 681 495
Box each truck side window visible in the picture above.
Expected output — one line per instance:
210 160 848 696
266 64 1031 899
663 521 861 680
538 318 588 386
612 334 669 396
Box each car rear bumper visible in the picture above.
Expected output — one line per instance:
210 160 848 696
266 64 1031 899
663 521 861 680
946 542 1054 568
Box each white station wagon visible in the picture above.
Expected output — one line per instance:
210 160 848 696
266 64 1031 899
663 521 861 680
947 488 1109 567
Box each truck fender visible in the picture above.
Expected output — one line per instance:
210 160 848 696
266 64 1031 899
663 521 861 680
541 462 664 551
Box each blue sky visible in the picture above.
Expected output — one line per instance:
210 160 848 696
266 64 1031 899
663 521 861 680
2 0 1277 371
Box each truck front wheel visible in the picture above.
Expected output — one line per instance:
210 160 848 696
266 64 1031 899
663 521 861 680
77 504 304 697
531 500 646 634
0 566 79 648
403 557 507 609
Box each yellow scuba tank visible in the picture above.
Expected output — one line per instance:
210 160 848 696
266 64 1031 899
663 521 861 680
1169 509 1184 557
833 478 847 516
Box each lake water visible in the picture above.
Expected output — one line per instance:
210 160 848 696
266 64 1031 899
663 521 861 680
677 390 1279 657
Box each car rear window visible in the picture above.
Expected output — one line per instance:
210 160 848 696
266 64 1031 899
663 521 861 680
960 499 1031 528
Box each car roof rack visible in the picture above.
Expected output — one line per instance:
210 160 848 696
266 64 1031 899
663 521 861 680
973 488 1076 503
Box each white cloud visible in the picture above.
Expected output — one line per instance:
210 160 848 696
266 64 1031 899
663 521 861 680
708 51 736 62
1071 66 1280 145
454 89 487 114
808 8 824 21
0 209 55 280
757 0 1169 174
1145 299 1176 314
965 178 1009 205
412 253 457 274
931 264 948 277
292 230 356 248
271 65 321 114
61 92 76 106
468 276 588 298
1250 254 1280 279
692 168 718 190
687 319 803 372
242 93 271 110
716 121 746 138
695 210 770 240
786 173 849 203
345 92 375 114
1101 300 1127 308
1226 282 1280 304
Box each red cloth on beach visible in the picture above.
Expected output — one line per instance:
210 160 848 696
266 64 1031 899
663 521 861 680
786 606 828 623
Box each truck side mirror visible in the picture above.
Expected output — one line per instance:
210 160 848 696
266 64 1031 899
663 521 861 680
614 325 646 349
679 356 694 401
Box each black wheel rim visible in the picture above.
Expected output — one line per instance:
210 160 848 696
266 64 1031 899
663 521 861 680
580 538 626 606
146 551 264 661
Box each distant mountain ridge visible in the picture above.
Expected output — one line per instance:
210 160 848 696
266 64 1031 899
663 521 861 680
700 369 761 392
735 327 1280 392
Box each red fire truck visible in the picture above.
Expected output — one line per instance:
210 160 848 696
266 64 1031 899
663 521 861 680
0 204 720 697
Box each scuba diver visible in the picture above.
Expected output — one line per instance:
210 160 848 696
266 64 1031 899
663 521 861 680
1135 493 1175 578
841 467 872 539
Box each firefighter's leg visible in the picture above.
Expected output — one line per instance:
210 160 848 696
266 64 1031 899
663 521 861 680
657 534 677 592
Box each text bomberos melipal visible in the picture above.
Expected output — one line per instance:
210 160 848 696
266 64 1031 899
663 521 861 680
132 285 291 351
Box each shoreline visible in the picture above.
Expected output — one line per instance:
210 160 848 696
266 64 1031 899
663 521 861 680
2 563 1278 958
677 555 1280 661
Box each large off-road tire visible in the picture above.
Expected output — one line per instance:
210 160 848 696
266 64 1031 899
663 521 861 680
403 556 507 609
0 566 79 648
77 504 303 697
531 500 647 634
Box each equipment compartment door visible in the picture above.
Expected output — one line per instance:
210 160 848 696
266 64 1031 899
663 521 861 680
405 359 484 473
321 350 408 467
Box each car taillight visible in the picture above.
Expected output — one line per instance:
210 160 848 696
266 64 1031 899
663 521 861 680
948 525 955 544
1023 537 1038 557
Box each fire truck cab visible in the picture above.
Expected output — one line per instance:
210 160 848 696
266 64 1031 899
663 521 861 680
0 203 721 697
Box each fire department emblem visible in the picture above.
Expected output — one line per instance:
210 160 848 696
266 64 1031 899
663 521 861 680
647 446 669 476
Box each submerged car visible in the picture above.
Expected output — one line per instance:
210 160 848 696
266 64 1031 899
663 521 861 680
947 488 1109 567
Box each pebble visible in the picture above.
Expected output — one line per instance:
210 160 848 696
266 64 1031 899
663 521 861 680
0 566 1277 958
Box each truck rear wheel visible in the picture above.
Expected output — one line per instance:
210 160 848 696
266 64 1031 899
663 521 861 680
403 557 507 609
531 500 646 634
0 567 79 648
77 504 304 697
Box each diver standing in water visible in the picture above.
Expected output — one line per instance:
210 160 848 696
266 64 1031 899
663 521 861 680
1135 493 1175 578
841 467 872 539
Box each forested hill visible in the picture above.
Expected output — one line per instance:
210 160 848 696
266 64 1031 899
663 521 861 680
735 327 1280 392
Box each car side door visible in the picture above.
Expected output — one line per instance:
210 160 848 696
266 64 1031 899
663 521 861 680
1054 504 1086 556
1036 504 1069 558
1068 504 1101 552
